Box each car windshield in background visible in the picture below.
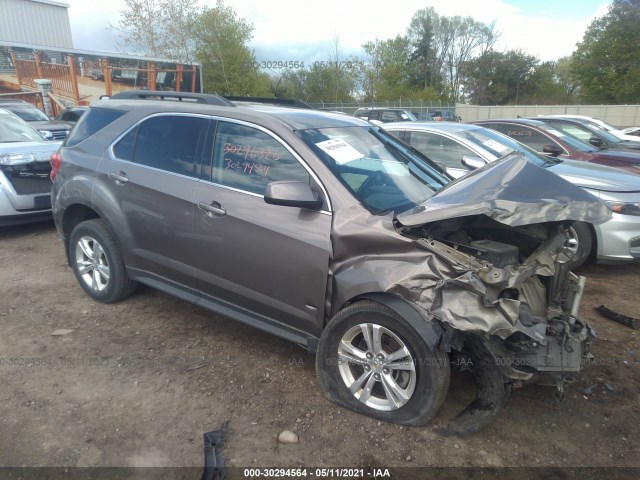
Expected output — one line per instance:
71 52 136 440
537 124 600 152
0 115 44 142
400 111 418 121
4 105 50 122
459 127 548 167
297 126 448 214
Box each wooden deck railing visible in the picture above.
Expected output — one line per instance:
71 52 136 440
8 50 199 106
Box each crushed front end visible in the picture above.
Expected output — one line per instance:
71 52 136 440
391 157 612 435
395 217 596 435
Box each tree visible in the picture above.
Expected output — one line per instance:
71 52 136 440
361 36 428 101
113 0 200 60
191 1 271 95
572 0 640 103
406 9 498 102
406 8 446 96
461 50 538 104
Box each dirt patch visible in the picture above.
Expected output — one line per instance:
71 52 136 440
0 221 638 472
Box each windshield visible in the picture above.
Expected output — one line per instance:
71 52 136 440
297 126 449 214
458 127 549 166
536 124 600 152
4 104 50 122
400 111 418 121
0 114 45 142
546 120 622 145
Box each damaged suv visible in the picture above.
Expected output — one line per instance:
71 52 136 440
51 92 610 434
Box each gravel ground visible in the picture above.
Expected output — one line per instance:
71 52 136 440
0 220 638 479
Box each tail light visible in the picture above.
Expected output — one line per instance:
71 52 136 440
50 151 62 181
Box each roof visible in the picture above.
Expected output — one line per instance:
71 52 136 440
472 118 548 127
383 121 477 133
94 98 371 131
0 40 201 66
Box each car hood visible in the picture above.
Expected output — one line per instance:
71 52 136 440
548 158 640 192
0 140 62 162
592 148 640 163
397 154 611 227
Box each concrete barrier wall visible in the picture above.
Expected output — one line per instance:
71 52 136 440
455 104 640 128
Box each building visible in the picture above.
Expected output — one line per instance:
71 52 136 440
0 0 73 49
0 0 202 111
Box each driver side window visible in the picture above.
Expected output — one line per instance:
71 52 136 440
211 122 310 195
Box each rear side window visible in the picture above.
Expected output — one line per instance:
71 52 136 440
211 121 309 195
65 107 125 147
483 123 555 152
113 115 205 177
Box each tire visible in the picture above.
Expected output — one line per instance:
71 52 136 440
566 221 592 269
315 300 450 426
68 219 138 303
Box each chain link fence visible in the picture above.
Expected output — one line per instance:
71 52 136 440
308 100 456 117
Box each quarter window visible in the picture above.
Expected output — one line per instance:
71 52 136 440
112 115 205 177
212 122 310 195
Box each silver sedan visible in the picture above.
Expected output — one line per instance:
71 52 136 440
384 121 640 266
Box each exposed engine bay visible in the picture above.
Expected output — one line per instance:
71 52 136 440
398 215 594 435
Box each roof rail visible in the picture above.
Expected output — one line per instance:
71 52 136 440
223 96 314 109
108 90 235 107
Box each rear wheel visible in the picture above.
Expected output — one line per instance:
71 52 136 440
68 219 137 303
316 300 450 426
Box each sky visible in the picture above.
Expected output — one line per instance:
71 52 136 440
65 0 612 64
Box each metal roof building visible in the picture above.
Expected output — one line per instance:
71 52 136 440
0 0 73 49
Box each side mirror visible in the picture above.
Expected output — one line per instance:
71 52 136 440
461 155 486 170
264 181 324 210
542 144 563 157
589 136 604 148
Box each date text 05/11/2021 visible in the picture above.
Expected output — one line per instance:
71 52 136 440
242 467 391 478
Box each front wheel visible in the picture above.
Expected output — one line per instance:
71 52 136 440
566 222 593 269
68 219 137 303
315 300 450 426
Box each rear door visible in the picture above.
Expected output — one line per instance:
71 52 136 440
192 119 332 337
97 113 208 293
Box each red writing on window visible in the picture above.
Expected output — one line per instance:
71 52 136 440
225 159 270 176
224 143 281 161
507 130 532 137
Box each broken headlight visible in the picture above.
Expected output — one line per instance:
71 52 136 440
607 201 640 216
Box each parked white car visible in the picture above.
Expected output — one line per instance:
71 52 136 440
540 114 640 142
0 108 61 225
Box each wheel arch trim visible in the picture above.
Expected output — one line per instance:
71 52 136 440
354 292 445 352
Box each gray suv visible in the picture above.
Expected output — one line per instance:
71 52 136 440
51 91 609 435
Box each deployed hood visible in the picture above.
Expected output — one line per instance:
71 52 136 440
397 155 611 227
548 158 640 193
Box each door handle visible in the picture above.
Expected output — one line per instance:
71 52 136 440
198 201 226 217
108 171 129 184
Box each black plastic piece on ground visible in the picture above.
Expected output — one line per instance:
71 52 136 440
439 339 511 437
595 305 640 330
201 420 230 480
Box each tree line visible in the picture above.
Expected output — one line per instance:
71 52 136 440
114 0 640 105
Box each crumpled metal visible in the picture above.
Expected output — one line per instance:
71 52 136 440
397 155 612 227
330 156 610 341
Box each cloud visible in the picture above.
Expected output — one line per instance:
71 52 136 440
65 0 611 62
